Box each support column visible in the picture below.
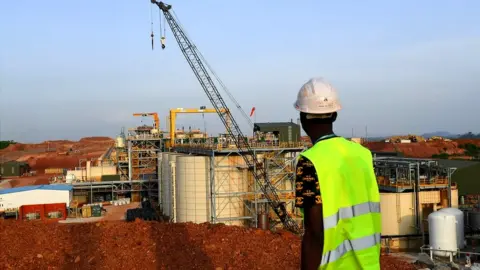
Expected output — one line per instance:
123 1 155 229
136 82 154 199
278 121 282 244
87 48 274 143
210 151 216 223
128 140 132 181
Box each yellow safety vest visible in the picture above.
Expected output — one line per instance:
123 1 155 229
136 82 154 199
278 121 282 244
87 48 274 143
300 137 381 270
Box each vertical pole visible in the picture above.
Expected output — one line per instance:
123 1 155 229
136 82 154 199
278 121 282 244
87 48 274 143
128 141 132 181
447 168 452 207
158 151 162 210
90 184 93 204
254 149 258 228
210 151 216 223
416 163 422 234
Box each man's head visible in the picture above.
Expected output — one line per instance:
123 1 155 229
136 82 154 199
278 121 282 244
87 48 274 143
293 78 341 137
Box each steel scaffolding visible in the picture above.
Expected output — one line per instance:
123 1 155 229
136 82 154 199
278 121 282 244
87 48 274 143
72 180 159 204
171 143 305 228
374 157 457 193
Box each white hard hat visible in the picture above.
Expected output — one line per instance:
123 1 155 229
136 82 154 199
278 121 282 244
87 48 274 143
293 77 342 114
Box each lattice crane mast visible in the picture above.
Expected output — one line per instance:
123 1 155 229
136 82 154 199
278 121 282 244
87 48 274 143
150 1 300 233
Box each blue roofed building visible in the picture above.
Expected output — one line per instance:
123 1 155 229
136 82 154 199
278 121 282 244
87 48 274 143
0 184 73 214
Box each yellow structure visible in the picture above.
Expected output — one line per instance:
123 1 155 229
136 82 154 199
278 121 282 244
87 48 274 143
169 107 231 147
133 112 160 130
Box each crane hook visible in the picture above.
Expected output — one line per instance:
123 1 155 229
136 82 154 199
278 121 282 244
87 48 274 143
151 32 155 50
161 36 166 50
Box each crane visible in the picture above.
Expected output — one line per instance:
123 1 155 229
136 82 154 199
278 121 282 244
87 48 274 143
151 1 300 233
133 112 160 131
169 107 231 148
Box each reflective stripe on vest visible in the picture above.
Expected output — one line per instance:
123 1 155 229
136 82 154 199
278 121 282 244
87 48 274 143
321 233 381 266
323 201 381 230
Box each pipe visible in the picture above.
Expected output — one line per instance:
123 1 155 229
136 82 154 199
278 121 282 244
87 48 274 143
447 169 452 207
416 163 421 233
381 233 426 239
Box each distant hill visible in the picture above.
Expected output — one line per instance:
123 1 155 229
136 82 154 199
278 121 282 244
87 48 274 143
421 131 458 139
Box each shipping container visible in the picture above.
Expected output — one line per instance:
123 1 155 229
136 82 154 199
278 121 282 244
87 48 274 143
0 161 30 177
18 203 67 221
44 168 66 175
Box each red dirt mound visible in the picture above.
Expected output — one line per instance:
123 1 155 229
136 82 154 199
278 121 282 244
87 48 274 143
0 220 417 270
79 137 114 143
31 157 81 171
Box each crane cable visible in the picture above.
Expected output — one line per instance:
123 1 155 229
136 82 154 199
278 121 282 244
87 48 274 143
171 10 254 129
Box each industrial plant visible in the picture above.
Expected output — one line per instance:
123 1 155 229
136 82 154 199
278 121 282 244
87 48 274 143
1 1 480 269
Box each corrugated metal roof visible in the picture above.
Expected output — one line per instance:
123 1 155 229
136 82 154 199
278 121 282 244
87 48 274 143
0 184 73 195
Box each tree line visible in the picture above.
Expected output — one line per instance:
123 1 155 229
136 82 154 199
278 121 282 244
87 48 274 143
0 140 16 150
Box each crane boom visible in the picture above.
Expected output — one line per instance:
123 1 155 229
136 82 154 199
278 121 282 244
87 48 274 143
151 1 300 233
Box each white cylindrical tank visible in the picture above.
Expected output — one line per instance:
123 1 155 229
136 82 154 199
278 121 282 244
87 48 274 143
440 208 465 249
65 174 76 184
175 156 210 223
115 136 125 148
428 211 458 257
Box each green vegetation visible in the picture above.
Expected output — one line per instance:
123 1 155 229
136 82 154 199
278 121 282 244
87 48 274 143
0 140 16 150
452 162 480 195
432 153 450 159
458 143 479 159
457 132 480 139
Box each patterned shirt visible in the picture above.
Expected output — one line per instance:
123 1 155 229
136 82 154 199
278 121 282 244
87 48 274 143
295 155 322 208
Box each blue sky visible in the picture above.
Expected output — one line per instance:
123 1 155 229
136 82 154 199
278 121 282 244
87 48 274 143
1 0 479 142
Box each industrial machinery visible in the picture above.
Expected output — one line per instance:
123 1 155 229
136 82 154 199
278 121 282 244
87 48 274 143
169 107 231 147
151 1 300 233
133 112 161 132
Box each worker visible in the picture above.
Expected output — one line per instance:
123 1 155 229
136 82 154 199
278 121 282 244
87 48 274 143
294 78 381 270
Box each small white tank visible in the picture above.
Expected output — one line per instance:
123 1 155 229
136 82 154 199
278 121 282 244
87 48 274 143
116 136 125 148
439 208 465 249
429 211 458 257
65 174 76 183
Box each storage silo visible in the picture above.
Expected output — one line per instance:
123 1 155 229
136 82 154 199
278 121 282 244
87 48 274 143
439 207 464 249
175 155 210 223
428 211 458 257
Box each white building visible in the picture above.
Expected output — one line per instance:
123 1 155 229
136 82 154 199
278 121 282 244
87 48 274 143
0 184 73 212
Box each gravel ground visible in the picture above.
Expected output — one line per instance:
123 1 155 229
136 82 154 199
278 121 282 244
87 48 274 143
0 219 419 269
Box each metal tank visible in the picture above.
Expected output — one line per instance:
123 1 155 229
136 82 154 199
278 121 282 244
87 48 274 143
428 211 458 257
467 211 480 232
175 155 210 223
115 136 125 148
439 207 464 249
65 174 76 184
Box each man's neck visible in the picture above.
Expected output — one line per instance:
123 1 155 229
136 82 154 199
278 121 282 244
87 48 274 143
309 130 335 144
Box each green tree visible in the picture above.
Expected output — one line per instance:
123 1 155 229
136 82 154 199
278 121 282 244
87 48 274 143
0 140 16 150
